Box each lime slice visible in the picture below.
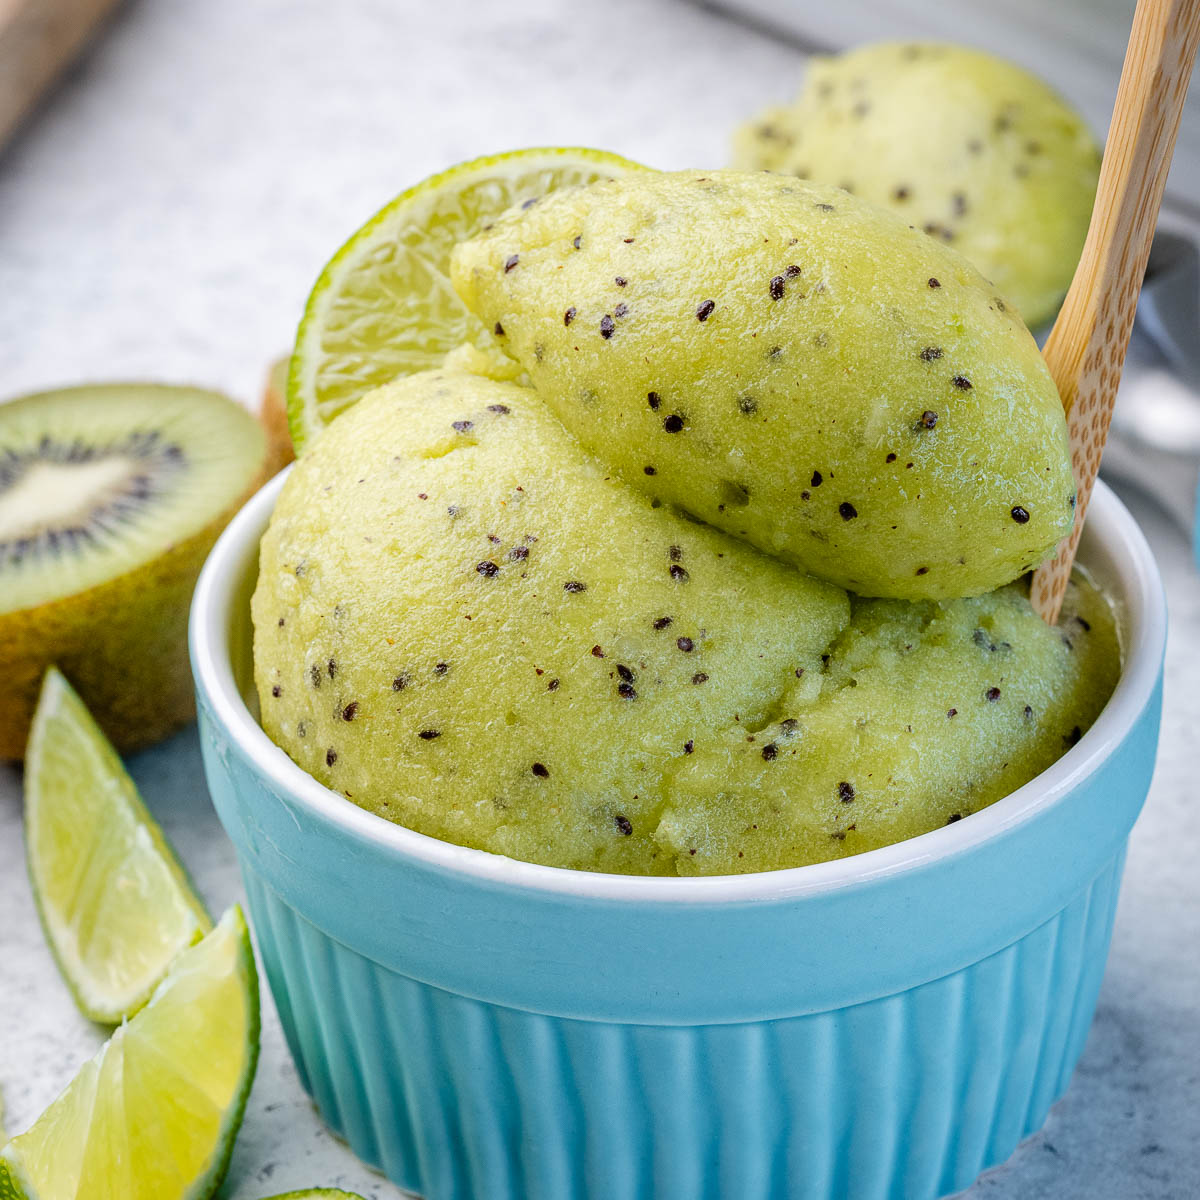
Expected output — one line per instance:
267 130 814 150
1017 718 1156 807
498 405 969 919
23 667 211 1024
0 907 259 1200
260 1192 366 1199
288 146 648 453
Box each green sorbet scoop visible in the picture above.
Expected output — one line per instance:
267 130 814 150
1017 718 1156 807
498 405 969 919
732 42 1100 330
450 169 1076 600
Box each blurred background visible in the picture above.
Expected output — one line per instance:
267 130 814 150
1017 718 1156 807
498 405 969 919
4 0 1195 408
1 3 1197 1198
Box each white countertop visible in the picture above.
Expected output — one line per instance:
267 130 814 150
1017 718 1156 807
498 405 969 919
1 2 1197 1197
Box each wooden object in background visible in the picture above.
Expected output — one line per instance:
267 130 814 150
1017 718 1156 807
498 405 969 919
1031 0 1200 624
0 0 122 150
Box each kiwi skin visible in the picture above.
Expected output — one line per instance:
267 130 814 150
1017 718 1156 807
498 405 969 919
2 492 261 760
260 356 296 475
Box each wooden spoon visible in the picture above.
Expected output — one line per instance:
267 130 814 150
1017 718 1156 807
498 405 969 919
1032 0 1200 624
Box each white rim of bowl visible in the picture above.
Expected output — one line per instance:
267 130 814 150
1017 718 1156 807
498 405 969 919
191 469 1166 904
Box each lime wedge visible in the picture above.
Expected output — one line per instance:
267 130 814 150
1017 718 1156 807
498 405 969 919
288 146 647 453
260 1192 366 1199
0 907 260 1200
23 667 211 1024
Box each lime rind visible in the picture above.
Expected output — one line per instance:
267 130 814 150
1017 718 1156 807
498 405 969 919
24 667 212 1025
185 909 261 1200
258 1192 368 1199
0 908 259 1200
288 146 648 454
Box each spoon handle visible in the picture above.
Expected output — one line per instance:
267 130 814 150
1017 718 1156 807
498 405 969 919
1032 0 1200 623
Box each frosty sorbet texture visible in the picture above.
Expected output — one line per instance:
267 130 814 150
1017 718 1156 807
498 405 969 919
253 365 1117 875
450 170 1075 599
733 43 1100 328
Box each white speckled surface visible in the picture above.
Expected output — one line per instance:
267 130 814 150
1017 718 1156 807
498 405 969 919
0 2 1197 1197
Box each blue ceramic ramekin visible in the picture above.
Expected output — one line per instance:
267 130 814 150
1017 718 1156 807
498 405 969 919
190 473 1165 1200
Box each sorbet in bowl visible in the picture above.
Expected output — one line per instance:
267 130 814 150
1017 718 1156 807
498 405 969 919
192 166 1163 1200
251 169 1117 876
193 470 1161 1200
250 367 1117 876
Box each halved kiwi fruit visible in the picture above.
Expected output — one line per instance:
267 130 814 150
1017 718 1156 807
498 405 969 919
0 383 269 758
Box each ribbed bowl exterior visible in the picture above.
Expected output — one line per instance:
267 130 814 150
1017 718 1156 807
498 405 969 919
240 850 1126 1200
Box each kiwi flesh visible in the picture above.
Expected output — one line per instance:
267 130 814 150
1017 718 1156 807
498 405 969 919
0 383 268 759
